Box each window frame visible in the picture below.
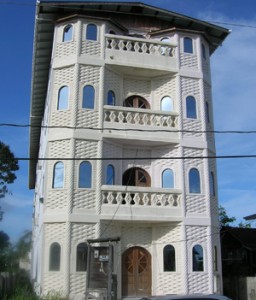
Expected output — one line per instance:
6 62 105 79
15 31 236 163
107 90 115 106
63 24 73 42
162 168 174 189
188 168 201 194
78 161 92 189
163 244 176 272
82 84 95 109
86 23 98 41
184 37 193 54
52 161 64 189
57 85 69 110
161 96 174 112
192 244 204 272
49 242 61 271
186 95 197 119
76 242 88 272
106 164 115 185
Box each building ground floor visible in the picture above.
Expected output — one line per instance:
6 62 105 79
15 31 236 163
32 221 222 300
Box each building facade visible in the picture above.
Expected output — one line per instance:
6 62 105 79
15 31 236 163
29 2 229 299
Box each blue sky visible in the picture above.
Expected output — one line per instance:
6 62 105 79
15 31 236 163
0 0 256 242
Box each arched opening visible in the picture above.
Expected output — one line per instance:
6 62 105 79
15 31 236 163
122 167 151 187
122 246 151 297
124 95 150 109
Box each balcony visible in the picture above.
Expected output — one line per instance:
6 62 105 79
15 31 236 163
101 185 182 222
105 34 177 76
103 105 179 144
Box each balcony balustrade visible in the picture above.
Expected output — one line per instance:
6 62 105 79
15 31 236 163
105 34 177 72
104 106 178 129
101 185 182 220
106 34 176 56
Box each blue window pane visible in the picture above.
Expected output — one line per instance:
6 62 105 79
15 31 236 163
86 24 97 41
106 164 115 185
57 86 68 110
79 161 92 188
184 37 193 53
82 85 95 109
63 25 73 42
163 245 176 272
162 169 174 188
186 96 197 119
53 162 64 188
161 96 173 111
49 242 61 271
210 172 215 196
193 244 204 271
107 91 115 106
189 168 201 193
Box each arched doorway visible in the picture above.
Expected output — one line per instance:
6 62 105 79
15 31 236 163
122 246 152 297
124 95 150 109
122 167 151 187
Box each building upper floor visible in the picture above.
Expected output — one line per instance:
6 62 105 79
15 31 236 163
29 1 229 189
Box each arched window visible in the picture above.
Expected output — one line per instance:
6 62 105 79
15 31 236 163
57 86 68 110
162 169 174 189
214 246 218 271
160 37 171 56
184 37 193 54
79 161 92 188
189 168 201 193
107 90 115 106
124 95 150 109
192 244 204 271
86 24 97 41
106 164 115 185
52 162 64 189
205 101 210 123
63 24 73 42
202 43 206 59
186 96 197 119
163 245 176 272
210 171 215 197
161 96 174 112
82 85 95 109
76 243 88 271
49 242 61 271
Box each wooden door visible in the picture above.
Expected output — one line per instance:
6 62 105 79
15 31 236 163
124 96 150 109
122 247 151 297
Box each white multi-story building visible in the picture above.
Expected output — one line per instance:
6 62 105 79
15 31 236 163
29 2 229 299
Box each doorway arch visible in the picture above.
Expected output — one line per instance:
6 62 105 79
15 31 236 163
122 246 152 297
124 95 150 109
122 167 151 187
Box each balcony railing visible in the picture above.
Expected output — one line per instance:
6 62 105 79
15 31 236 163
104 106 178 129
101 185 181 207
105 34 176 57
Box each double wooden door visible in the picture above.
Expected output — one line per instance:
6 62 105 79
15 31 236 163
122 246 151 297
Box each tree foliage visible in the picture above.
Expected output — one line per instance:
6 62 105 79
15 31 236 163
219 205 236 228
0 140 19 197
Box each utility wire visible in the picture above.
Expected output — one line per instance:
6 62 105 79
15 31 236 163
2 155 256 161
1 123 256 134
0 0 256 30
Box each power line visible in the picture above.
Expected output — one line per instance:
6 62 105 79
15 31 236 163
1 123 256 134
0 0 256 30
2 155 256 161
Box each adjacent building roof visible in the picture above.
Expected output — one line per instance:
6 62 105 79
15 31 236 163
221 227 256 251
29 1 230 188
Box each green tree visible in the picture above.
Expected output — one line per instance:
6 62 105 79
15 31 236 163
219 205 236 228
0 230 11 271
0 140 19 219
